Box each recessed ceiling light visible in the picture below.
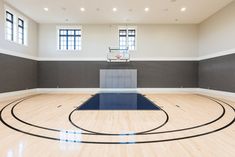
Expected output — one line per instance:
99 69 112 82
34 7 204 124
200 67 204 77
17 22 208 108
44 8 49 11
61 7 67 11
112 8 117 12
181 7 186 12
163 8 169 12
80 7 85 12
144 8 149 12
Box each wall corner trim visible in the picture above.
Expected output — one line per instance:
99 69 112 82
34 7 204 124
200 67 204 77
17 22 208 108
198 48 235 60
1 48 235 61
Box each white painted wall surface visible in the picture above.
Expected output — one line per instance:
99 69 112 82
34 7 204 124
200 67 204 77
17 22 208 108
38 24 198 60
199 1 235 57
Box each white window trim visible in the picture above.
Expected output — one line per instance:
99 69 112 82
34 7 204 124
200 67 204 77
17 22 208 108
118 26 137 51
56 25 82 52
4 5 28 46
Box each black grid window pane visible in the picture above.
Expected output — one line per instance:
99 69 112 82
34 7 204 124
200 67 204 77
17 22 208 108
18 19 23 27
68 30 74 35
75 30 81 35
60 30 66 35
119 30 127 36
59 29 81 50
128 30 135 36
6 12 13 21
6 11 14 41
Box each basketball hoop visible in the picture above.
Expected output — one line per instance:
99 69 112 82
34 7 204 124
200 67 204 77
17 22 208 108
107 47 130 62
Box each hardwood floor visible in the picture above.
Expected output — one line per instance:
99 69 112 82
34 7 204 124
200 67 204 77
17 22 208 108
0 93 234 157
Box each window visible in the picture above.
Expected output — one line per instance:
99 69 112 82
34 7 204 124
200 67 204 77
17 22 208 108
119 27 136 51
5 7 27 45
18 18 24 45
6 11 14 41
59 29 82 51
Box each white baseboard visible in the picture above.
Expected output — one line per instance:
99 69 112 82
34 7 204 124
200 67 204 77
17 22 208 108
0 89 38 102
35 88 235 102
36 88 102 94
195 88 235 102
137 88 196 93
0 88 234 102
36 88 197 94
0 48 37 60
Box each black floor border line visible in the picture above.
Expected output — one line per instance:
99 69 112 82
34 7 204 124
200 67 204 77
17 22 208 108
0 95 234 144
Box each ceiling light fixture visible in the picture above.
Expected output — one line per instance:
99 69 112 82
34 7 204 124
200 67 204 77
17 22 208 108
44 7 49 11
144 8 149 12
80 7 85 12
61 7 67 11
163 8 169 12
112 8 117 12
181 7 186 12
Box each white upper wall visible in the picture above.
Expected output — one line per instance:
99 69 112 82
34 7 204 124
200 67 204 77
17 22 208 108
38 24 198 60
0 1 38 58
199 1 235 57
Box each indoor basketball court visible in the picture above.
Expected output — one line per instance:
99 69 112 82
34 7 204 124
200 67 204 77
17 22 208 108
0 0 234 157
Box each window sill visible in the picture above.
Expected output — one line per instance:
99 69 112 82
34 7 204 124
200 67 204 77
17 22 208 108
56 49 82 52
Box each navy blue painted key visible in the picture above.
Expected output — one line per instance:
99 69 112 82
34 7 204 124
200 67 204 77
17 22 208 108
77 93 160 110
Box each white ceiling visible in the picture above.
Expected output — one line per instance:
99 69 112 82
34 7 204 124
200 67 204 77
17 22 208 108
5 0 234 24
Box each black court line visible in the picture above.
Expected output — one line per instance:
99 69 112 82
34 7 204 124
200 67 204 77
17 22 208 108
0 95 234 144
11 95 169 135
68 93 167 135
142 96 227 135
5 95 229 136
8 95 227 136
68 96 226 136
68 107 169 136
